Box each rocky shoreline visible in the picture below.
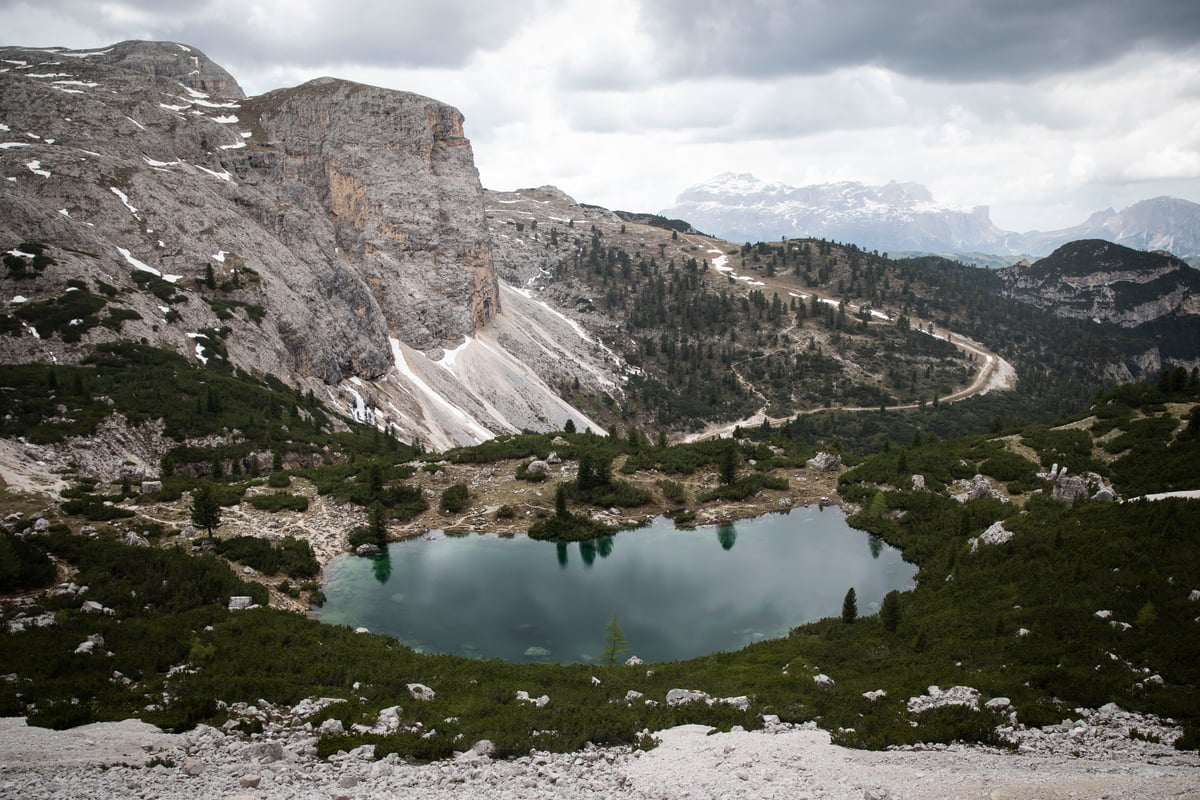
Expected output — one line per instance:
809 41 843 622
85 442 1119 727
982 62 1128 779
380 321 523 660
1 700 1197 800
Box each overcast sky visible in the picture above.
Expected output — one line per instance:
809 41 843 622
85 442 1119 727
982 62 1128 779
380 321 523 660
3 0 1200 230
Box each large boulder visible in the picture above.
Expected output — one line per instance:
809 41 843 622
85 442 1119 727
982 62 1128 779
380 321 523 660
969 521 1014 552
1053 475 1090 503
969 474 1005 501
666 688 711 706
407 683 436 702
806 451 842 471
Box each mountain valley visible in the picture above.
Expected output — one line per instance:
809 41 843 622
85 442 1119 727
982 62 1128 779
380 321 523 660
1 40 1199 795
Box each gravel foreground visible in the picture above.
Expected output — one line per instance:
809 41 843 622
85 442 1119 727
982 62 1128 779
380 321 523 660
2 705 1198 800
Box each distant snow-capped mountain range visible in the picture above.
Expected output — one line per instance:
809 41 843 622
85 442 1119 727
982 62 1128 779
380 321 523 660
661 173 1200 266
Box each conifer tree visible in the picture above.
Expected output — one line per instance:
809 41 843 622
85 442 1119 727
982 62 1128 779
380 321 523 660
191 482 221 538
880 590 901 632
603 612 629 666
841 587 858 624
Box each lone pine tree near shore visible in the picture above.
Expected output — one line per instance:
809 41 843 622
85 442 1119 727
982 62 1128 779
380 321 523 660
603 612 629 666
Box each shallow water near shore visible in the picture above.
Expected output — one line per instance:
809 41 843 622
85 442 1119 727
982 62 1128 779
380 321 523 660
316 506 915 663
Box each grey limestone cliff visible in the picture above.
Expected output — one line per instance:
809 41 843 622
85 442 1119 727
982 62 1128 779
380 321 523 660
0 40 600 447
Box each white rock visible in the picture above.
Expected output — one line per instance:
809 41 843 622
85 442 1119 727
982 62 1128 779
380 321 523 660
318 718 344 736
407 683 436 701
719 695 751 711
907 685 980 713
373 706 402 734
969 520 1014 552
806 451 842 471
666 688 711 706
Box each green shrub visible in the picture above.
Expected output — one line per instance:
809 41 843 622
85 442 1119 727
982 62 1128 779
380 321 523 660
248 492 309 513
13 291 107 342
979 450 1038 483
697 473 788 502
440 483 469 513
59 497 135 521
528 514 611 542
657 479 688 504
0 533 56 591
214 536 317 579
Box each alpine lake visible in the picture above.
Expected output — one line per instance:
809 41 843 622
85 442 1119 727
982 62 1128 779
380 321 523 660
316 506 916 664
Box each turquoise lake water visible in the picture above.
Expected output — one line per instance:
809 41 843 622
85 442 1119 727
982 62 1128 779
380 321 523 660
316 506 915 663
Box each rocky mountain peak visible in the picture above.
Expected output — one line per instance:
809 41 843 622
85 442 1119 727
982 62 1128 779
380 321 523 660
101 40 245 99
1 40 608 448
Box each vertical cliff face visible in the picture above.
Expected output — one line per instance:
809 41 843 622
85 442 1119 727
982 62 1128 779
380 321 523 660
240 79 500 352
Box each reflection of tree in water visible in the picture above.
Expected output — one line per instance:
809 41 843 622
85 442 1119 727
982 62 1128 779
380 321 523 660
869 535 883 560
556 541 569 568
579 538 596 566
371 552 392 584
597 536 614 558
717 522 737 551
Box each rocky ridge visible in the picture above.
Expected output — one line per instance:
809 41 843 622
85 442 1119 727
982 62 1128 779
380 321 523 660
0 41 608 449
998 240 1200 328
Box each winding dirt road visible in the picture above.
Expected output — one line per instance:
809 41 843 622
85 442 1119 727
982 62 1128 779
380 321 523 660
681 243 1017 442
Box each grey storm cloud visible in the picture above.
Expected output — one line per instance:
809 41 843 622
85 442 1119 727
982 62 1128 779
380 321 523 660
0 0 535 70
637 0 1200 83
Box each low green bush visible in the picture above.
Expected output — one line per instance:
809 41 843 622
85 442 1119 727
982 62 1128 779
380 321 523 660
214 536 318 579
440 483 470 513
248 492 309 513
